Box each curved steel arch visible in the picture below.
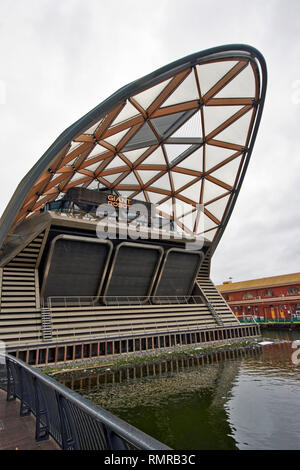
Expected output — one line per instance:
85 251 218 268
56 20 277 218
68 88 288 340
0 44 267 253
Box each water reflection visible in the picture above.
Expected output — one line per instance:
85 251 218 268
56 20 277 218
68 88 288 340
58 347 260 450
226 329 300 450
57 331 300 449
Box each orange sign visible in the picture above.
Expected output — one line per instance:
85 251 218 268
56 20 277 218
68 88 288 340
107 194 130 209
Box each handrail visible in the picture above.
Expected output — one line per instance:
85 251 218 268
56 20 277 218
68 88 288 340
0 354 170 451
43 295 205 310
236 315 258 324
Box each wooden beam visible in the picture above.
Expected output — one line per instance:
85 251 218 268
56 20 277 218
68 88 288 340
147 69 192 115
151 100 199 118
94 102 126 140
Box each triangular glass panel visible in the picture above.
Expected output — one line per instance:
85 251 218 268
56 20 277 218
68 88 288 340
163 71 199 106
85 179 105 190
202 227 218 241
157 199 175 217
203 105 242 136
171 171 197 191
177 147 203 172
118 190 134 199
179 180 202 203
137 170 161 185
66 141 81 155
175 199 193 218
103 128 129 147
146 191 165 204
202 213 218 232
177 210 197 232
83 119 102 135
171 110 202 139
196 60 238 96
118 171 140 186
86 143 108 159
83 161 101 173
105 155 128 170
112 100 140 125
202 179 227 204
68 172 86 184
103 172 124 184
151 173 171 191
164 143 191 164
133 78 172 110
143 147 166 165
210 155 242 186
122 147 149 164
150 111 186 137
124 122 158 149
132 192 146 202
215 111 252 146
214 63 255 98
205 144 235 171
205 194 230 220
213 110 253 146
65 157 77 168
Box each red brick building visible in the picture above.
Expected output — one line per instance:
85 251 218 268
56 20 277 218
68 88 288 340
217 273 300 321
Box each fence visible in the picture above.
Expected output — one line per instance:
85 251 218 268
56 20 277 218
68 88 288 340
43 295 205 309
0 354 170 451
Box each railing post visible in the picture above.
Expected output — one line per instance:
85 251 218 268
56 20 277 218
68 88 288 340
34 377 50 442
6 357 16 402
19 366 31 417
102 424 128 450
55 391 80 450
2 354 170 451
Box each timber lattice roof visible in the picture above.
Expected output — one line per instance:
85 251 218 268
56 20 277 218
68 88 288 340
0 45 267 252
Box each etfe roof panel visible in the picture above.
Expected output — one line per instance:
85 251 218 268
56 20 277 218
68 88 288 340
0 45 267 253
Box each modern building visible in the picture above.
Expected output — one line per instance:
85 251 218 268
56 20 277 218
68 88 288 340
217 273 300 321
0 44 267 365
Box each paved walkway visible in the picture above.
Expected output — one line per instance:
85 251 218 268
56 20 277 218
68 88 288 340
0 389 60 450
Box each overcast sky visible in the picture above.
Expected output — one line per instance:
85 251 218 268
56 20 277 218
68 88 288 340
0 0 299 285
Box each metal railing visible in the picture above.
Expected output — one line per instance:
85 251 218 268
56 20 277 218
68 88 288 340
236 315 258 324
43 295 205 309
0 354 170 451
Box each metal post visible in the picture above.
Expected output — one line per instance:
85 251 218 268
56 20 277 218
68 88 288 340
34 378 50 442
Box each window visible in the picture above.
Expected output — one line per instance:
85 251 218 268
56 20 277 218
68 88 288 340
262 289 275 297
242 291 255 300
287 287 299 295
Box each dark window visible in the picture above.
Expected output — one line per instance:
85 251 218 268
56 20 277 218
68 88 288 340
287 287 299 295
242 291 255 300
262 289 275 297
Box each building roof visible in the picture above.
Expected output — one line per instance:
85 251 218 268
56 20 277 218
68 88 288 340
0 44 267 253
217 273 300 292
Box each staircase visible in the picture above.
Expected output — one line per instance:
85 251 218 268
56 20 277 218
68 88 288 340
41 308 53 342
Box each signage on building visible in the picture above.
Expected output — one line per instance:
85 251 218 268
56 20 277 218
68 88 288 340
106 194 131 209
